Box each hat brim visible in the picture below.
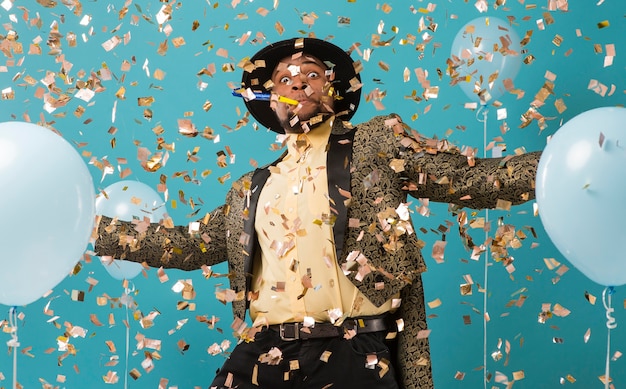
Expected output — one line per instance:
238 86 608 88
240 38 361 133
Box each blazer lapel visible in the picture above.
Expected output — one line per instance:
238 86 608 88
242 167 270 292
327 128 356 261
242 147 288 292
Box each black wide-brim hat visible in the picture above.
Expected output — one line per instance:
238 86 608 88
240 37 362 133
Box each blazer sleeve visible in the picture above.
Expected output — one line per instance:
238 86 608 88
93 188 235 271
387 114 540 209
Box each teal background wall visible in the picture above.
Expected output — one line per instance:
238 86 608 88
0 0 624 388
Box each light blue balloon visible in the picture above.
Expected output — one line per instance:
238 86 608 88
536 106 626 286
101 258 145 281
95 180 167 280
450 17 523 104
0 121 95 306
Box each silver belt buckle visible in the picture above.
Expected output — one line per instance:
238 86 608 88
279 323 300 341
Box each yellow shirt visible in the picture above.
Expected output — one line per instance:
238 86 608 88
249 119 394 325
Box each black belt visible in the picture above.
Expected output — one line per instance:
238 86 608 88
269 316 389 341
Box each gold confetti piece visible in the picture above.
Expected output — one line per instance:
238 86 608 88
605 43 616 58
543 258 560 270
338 16 351 26
102 371 119 384
138 96 155 106
154 68 166 80
251 364 259 385
460 283 472 296
378 358 390 378
120 167 132 178
70 290 85 302
428 238 447 263
101 36 121 52
366 353 379 368
427 298 442 309
495 199 512 211
585 291 596 307
157 267 169 283
274 21 285 35
21 346 34 357
455 371 465 380
562 374 576 383
592 43 604 55
513 371 525 380
90 314 103 327
552 304 570 317
554 98 567 114
129 369 141 380
320 350 332 362
177 339 190 353
597 20 609 29
105 340 116 353
172 37 185 48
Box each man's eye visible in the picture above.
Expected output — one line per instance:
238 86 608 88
307 71 320 79
279 76 293 85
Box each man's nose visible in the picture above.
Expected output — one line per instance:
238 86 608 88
291 74 308 90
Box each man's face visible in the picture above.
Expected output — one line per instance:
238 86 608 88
270 53 335 133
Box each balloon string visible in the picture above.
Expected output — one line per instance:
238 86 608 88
125 296 130 389
477 105 489 389
124 284 135 389
7 307 19 389
602 286 616 389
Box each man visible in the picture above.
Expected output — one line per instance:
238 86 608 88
95 37 539 388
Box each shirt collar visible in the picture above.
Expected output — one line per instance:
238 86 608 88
287 116 333 153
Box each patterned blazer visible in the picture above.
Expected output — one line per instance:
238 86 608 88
95 114 539 389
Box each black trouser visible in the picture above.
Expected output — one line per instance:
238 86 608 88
210 327 399 389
